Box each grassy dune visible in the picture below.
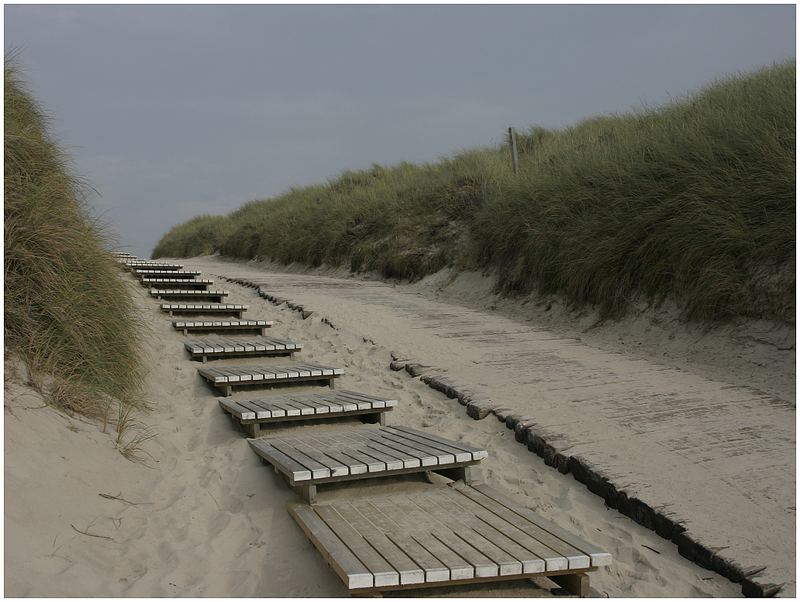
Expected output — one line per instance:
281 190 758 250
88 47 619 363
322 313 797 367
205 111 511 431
5 62 144 418
154 62 795 323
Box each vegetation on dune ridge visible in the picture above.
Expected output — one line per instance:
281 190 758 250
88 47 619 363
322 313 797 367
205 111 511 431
5 61 145 421
154 62 795 324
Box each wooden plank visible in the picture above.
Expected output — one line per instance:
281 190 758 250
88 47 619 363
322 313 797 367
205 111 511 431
382 428 473 463
416 493 522 576
440 492 546 573
350 500 450 583
313 395 356 412
452 483 592 569
277 437 350 477
248 398 287 418
398 495 497 578
315 505 400 587
387 426 488 460
321 433 387 472
330 391 372 410
376 431 456 465
268 439 331 479
466 483 610 566
373 497 475 581
288 503 373 590
302 434 369 475
173 320 271 328
218 398 254 420
288 396 333 415
334 502 425 585
368 432 439 467
236 399 273 420
348 431 422 469
335 431 405 471
451 491 568 571
248 440 313 482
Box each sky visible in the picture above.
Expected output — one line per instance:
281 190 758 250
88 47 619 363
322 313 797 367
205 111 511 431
4 4 796 257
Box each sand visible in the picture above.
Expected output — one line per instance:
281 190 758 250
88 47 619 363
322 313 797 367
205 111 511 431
5 255 789 597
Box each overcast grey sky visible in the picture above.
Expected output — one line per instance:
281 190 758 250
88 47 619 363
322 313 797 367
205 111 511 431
5 4 795 257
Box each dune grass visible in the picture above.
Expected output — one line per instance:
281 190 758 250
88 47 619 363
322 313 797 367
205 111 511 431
5 61 145 418
154 62 795 324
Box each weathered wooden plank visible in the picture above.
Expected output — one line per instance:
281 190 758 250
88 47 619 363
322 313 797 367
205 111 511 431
452 483 592 569
249 440 313 481
452 493 568 571
288 503 373 589
383 427 473 463
416 493 522 576
311 395 356 412
279 399 316 416
369 432 439 467
172 319 272 331
376 431 456 465
321 434 387 472
268 439 331 479
303 435 369 475
398 495 498 578
371 498 475 581
248 398 287 418
229 399 271 420
289 396 333 414
278 438 350 477
387 426 488 460
334 431 405 471
467 484 610 565
350 500 450 583
438 489 550 574
316 506 400 587
334 502 425 585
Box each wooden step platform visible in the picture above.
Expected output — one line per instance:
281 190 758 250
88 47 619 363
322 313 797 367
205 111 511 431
221 391 398 437
250 425 485 503
162 303 246 318
142 278 213 290
288 481 611 596
124 261 183 270
135 269 202 279
150 289 228 302
185 335 302 362
199 362 343 396
172 319 273 335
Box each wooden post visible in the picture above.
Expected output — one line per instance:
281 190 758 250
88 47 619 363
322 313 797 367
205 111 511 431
551 572 590 597
508 127 519 174
243 422 260 438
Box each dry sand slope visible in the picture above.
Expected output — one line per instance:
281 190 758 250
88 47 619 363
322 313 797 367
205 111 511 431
1 255 784 597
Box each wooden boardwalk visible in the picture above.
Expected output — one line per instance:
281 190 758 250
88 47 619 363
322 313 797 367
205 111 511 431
135 269 202 279
150 289 229 302
172 319 272 335
162 303 246 318
289 482 610 595
250 425 485 502
198 362 343 396
124 261 183 270
184 335 302 361
221 390 397 437
111 256 615 597
142 278 213 290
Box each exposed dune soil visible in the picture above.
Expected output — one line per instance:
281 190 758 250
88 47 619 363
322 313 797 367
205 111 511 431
5 259 781 597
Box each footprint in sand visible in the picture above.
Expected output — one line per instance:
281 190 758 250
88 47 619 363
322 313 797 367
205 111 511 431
207 511 231 539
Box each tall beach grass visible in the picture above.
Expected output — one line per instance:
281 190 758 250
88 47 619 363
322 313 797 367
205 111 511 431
154 62 795 324
5 61 145 417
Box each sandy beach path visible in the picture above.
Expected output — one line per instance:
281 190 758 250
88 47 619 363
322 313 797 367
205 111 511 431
185 256 795 596
5 256 772 597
